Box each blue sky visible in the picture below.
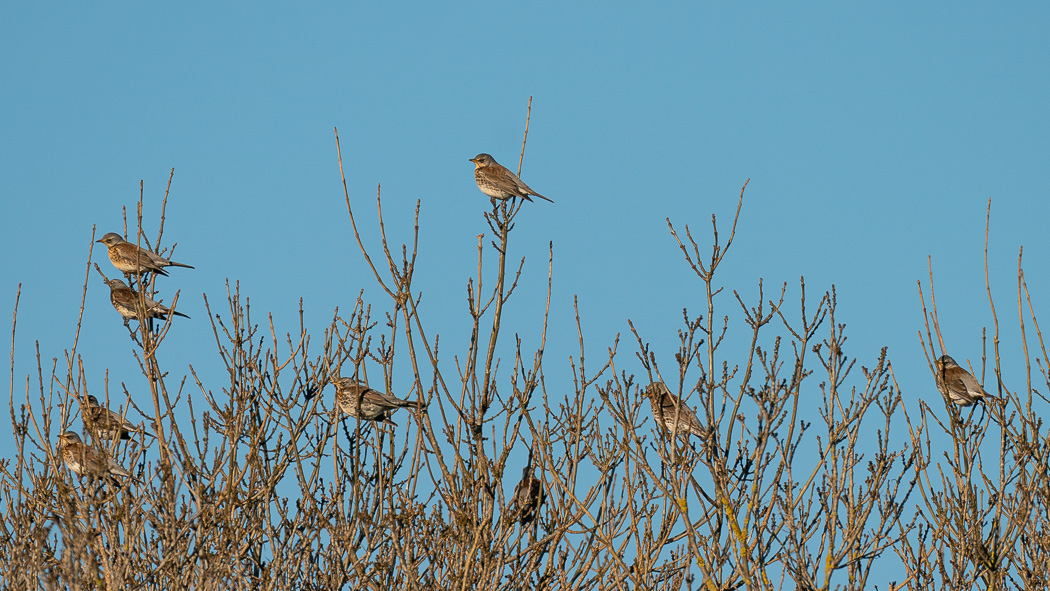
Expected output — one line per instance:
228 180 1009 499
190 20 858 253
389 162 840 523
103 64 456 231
3 1 1049 582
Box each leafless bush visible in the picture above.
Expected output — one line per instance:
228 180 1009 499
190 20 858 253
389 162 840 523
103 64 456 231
3 111 1046 590
893 204 1050 590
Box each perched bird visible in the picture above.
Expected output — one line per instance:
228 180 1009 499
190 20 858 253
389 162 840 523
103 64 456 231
645 382 705 440
470 153 553 204
97 232 194 276
935 355 990 406
332 378 425 425
82 395 149 440
505 467 545 526
56 431 134 482
105 278 189 321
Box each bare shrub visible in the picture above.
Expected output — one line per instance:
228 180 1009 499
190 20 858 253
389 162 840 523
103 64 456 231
3 110 1045 591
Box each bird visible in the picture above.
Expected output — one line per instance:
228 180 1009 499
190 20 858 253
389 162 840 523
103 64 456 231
935 355 991 406
505 467 545 526
332 377 425 425
470 153 553 204
105 278 189 321
97 232 194 277
56 431 134 482
645 382 705 440
82 395 149 440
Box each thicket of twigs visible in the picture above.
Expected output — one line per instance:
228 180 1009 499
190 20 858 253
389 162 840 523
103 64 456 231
2 113 1048 590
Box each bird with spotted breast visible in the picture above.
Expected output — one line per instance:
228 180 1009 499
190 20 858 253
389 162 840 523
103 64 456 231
645 382 706 440
82 395 151 441
57 431 136 483
97 232 194 276
105 278 189 322
470 153 553 204
332 377 425 426
935 355 993 407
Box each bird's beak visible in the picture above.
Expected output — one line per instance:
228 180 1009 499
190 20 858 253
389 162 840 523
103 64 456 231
96 238 104 243
469 158 478 163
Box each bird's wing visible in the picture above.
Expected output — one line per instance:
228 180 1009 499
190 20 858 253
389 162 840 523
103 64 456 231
513 177 537 195
105 407 137 431
110 288 137 308
489 165 519 190
142 294 167 311
941 368 973 396
146 249 170 265
365 388 403 407
106 458 131 478
114 242 145 262
960 372 989 398
509 171 552 201
82 447 108 474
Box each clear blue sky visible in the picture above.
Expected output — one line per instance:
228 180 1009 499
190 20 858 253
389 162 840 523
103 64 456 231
3 2 1049 582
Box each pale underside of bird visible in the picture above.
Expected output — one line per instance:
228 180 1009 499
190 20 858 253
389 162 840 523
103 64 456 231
83 395 147 440
106 278 189 321
645 382 706 440
97 232 194 276
470 153 554 204
57 431 133 481
935 355 990 406
332 377 425 426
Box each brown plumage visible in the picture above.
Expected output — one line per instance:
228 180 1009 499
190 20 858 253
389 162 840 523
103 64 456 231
332 378 425 425
935 355 990 406
57 431 134 481
645 382 705 440
97 232 194 276
106 278 189 321
470 153 553 204
82 395 148 440
505 468 545 526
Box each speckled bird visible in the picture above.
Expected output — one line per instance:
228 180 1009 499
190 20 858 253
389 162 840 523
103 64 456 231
645 382 706 440
935 355 991 406
57 431 134 481
470 153 553 204
82 395 148 440
505 467 545 526
97 232 194 276
332 378 425 426
105 278 189 321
